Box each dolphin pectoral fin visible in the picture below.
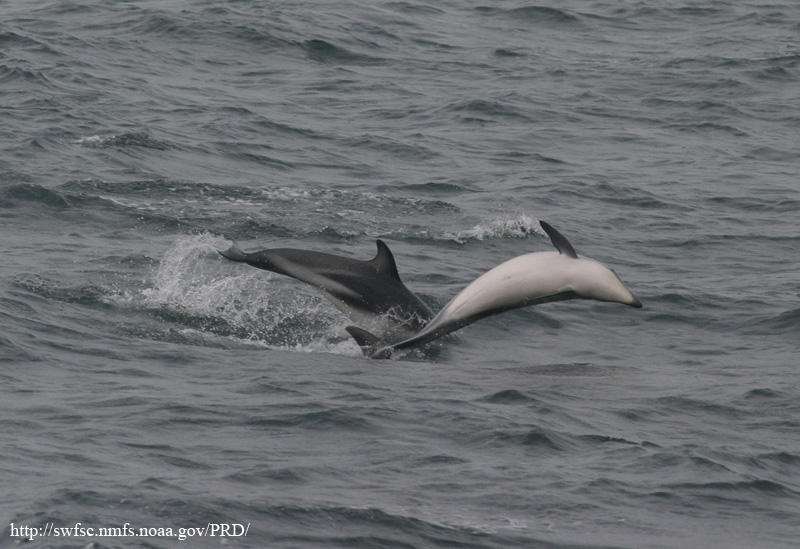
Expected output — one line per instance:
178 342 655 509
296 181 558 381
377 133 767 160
540 221 578 259
218 242 248 262
346 326 393 359
370 240 401 281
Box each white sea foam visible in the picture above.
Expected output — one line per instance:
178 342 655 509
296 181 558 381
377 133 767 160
74 135 105 145
440 213 544 243
137 233 358 354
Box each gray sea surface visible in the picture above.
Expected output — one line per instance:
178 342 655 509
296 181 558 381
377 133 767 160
1 1 799 547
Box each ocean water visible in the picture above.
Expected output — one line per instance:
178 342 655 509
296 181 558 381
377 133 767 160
1 0 799 547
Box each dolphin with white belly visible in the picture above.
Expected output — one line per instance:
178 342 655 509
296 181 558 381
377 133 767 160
346 220 642 358
218 240 434 342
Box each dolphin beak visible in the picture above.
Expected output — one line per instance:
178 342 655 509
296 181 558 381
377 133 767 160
628 294 643 308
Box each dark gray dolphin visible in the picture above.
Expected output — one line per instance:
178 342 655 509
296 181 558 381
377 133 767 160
218 240 434 342
346 221 642 358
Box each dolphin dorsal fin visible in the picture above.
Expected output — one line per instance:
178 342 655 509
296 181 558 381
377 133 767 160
371 240 401 280
540 221 578 258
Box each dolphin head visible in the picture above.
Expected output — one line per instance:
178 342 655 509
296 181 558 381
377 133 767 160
574 258 642 308
540 221 642 308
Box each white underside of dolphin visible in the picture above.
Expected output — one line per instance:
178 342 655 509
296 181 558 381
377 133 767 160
347 220 642 359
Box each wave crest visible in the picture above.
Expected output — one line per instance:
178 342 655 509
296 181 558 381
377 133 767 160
440 213 543 243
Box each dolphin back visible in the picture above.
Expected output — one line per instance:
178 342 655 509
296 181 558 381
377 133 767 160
217 240 436 342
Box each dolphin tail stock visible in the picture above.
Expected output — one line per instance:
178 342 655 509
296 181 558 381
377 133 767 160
218 242 248 262
345 326 393 359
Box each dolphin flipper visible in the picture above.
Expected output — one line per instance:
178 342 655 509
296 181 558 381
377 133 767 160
346 326 393 359
219 242 248 262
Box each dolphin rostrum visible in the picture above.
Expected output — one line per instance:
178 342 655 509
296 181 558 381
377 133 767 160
346 221 642 358
218 240 434 342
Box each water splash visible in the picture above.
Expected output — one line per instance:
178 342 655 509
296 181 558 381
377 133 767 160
137 233 358 354
440 213 543 243
74 133 171 150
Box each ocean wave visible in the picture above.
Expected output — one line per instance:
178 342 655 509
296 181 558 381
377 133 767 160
57 179 464 241
74 133 172 150
444 98 532 123
252 504 530 543
480 389 538 405
654 396 745 419
475 5 581 25
0 182 188 233
62 179 456 213
246 408 374 431
0 64 54 86
54 180 545 246
14 276 110 310
747 451 800 476
666 479 799 498
303 39 384 65
745 307 800 335
558 181 688 211
0 183 72 210
0 30 58 52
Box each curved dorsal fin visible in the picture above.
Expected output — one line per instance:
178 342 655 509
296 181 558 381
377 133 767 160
370 239 401 280
540 221 578 258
